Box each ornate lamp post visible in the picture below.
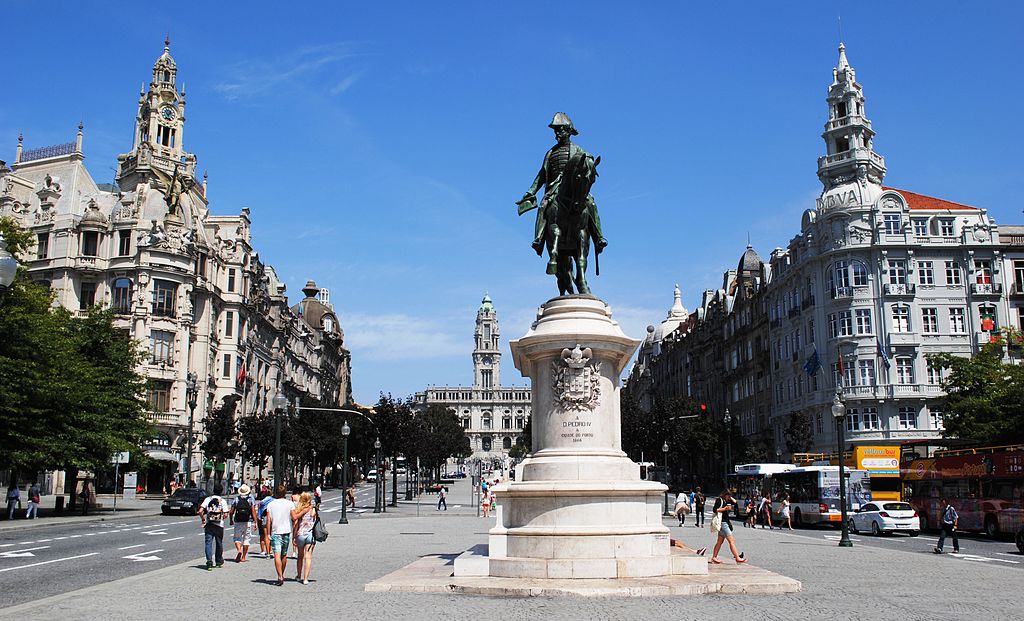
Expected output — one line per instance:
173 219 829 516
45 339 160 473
662 440 672 516
831 393 853 548
185 373 199 487
339 421 350 524
724 408 733 483
272 391 289 489
0 231 17 298
373 437 383 514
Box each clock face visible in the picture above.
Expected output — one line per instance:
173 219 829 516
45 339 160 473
160 106 177 121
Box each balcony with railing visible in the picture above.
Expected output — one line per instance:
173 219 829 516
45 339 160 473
147 411 180 425
970 282 1002 295
883 283 916 296
831 287 854 300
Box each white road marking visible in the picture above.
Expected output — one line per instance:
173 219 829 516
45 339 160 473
0 546 50 558
35 539 52 542
142 529 168 536
69 535 82 538
53 537 68 540
0 553 99 573
123 549 163 562
118 544 145 551
161 537 184 542
0 544 15 548
84 533 96 536
950 552 1020 564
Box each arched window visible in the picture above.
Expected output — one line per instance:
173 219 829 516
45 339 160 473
851 261 868 286
481 412 492 430
162 70 170 82
112 278 132 314
502 437 512 450
481 436 492 452
323 316 334 333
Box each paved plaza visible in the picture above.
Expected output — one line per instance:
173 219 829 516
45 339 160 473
1 478 1021 620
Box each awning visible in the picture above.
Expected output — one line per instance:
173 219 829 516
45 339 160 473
146 449 178 462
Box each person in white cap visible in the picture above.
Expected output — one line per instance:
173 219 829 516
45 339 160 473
229 484 256 562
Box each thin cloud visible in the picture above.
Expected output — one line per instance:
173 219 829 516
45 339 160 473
343 312 464 361
329 71 364 95
215 44 364 100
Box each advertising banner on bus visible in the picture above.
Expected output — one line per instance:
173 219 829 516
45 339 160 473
855 446 900 477
902 451 1024 481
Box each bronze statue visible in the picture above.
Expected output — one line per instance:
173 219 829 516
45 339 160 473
517 113 607 296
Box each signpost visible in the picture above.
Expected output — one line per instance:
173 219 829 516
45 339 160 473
111 452 129 513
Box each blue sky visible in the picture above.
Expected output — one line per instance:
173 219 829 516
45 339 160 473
4 2 1022 405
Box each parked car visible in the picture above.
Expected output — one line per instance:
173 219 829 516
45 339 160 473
849 501 919 536
161 488 207 515
366 470 378 482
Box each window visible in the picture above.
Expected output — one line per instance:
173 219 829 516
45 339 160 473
36 233 49 259
222 354 232 378
921 308 938 334
461 417 470 430
151 330 174 365
147 380 172 412
112 278 132 314
855 309 872 334
918 261 934 285
224 311 234 339
118 230 132 256
484 324 491 341
81 231 99 257
858 360 875 386
949 308 967 333
502 416 512 430
195 252 208 278
227 268 236 292
930 408 944 430
829 311 853 338
845 410 860 432
892 305 911 332
852 262 868 286
979 305 997 332
863 408 880 430
844 362 857 387
975 260 993 284
944 261 962 285
323 317 334 333
152 280 177 317
913 219 929 237
481 369 493 389
888 260 907 285
927 362 943 385
1015 260 1024 292
896 357 915 384
79 282 97 310
884 214 902 235
481 437 492 451
482 414 492 430
898 407 917 430
939 218 955 237
816 412 823 434
833 261 850 289
503 437 513 450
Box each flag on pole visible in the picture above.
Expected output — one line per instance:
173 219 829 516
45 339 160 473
803 348 822 377
236 357 247 386
837 352 846 387
876 338 891 369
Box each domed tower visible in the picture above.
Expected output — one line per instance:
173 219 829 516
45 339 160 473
473 293 501 389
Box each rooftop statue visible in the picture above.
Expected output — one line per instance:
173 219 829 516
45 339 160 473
516 112 607 296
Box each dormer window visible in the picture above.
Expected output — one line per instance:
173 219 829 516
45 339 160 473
82 231 99 257
323 316 334 333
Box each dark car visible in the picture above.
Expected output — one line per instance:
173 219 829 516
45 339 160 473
161 488 207 515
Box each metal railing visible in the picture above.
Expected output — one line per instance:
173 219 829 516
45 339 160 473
20 142 76 162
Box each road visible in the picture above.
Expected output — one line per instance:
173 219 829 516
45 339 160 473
0 483 388 609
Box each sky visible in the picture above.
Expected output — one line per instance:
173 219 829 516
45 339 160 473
3 2 1022 405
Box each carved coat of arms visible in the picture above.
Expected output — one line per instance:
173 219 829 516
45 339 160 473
552 344 601 412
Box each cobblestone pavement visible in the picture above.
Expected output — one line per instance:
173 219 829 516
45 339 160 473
2 481 1021 620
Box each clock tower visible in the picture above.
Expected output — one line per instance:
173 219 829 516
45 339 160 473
117 38 197 192
473 293 501 390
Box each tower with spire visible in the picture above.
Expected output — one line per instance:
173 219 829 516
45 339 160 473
473 293 501 389
816 43 886 192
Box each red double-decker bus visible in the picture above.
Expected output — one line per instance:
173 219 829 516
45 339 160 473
901 443 1024 546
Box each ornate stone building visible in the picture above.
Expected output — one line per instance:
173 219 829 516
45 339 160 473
626 44 1016 464
0 41 352 491
414 294 531 463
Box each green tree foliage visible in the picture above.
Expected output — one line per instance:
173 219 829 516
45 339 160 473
784 411 813 455
410 403 471 479
237 412 277 472
0 218 150 474
201 395 240 464
507 416 532 459
930 341 1024 444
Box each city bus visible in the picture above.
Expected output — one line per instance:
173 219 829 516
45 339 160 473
769 466 871 527
901 444 1024 539
793 445 902 501
727 463 795 516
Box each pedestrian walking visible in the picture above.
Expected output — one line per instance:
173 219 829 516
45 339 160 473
758 492 773 529
25 483 40 519
934 497 960 554
265 485 294 586
230 484 255 563
744 496 756 527
5 482 19 520
257 490 274 558
781 493 793 530
292 492 317 585
437 486 448 511
346 483 356 508
481 489 491 517
199 483 228 570
674 492 691 526
710 489 747 565
694 487 706 528
313 481 322 509
80 480 92 516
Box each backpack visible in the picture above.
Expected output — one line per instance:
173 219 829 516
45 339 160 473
206 497 224 523
234 496 252 522
312 513 329 543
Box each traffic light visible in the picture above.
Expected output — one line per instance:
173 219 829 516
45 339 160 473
699 403 707 417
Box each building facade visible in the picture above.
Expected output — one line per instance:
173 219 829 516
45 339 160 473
0 41 352 491
414 294 531 463
626 43 1016 460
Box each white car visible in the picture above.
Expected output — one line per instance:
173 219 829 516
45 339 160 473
849 501 920 536
366 470 378 482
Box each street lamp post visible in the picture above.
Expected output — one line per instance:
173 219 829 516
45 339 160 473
662 441 672 516
724 408 732 483
391 452 398 508
373 437 382 514
339 421 350 524
185 373 199 488
272 391 289 489
831 393 853 548
0 231 17 298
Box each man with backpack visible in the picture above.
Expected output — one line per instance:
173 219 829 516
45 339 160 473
694 487 706 528
229 484 255 563
934 497 960 554
199 483 228 570
26 483 40 519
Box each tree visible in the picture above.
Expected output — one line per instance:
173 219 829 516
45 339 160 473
784 411 813 455
237 412 276 474
929 340 1024 444
507 416 532 459
201 395 240 475
413 403 471 480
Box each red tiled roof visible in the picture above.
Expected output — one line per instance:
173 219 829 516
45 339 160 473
882 187 978 211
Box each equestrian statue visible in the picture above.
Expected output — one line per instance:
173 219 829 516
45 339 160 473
516 112 608 296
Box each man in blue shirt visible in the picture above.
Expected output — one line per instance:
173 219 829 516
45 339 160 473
934 497 960 554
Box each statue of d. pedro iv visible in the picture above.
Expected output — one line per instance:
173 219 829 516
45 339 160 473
516 112 607 296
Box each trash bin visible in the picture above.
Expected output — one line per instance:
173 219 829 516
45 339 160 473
54 496 65 513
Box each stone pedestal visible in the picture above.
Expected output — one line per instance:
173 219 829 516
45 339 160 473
475 295 700 579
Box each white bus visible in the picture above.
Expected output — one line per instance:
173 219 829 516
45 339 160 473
726 463 796 516
769 466 871 526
